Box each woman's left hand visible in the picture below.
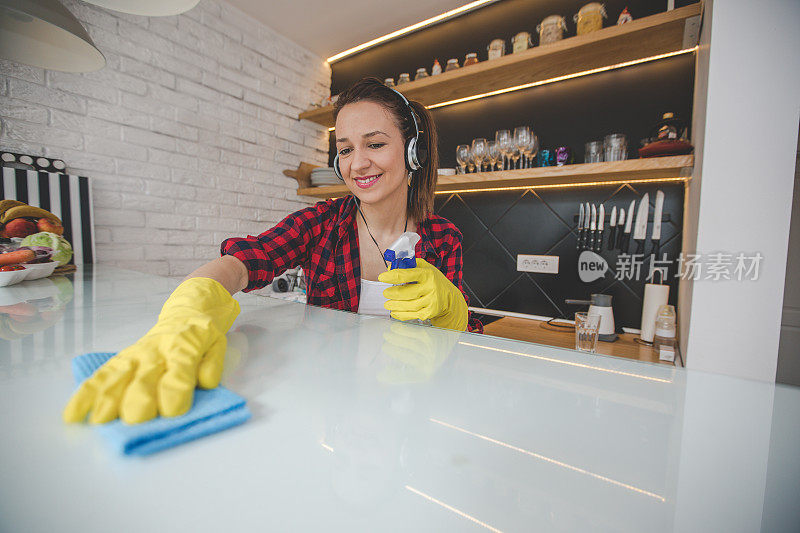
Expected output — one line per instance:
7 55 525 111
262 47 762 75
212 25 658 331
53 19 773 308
378 258 468 331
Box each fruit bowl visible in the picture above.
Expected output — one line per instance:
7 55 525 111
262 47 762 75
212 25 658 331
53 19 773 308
22 261 58 280
0 266 29 287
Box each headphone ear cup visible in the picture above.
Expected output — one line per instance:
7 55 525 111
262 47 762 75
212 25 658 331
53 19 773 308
407 137 420 171
333 153 343 180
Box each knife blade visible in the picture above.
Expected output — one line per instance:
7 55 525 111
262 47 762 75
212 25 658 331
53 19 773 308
577 203 584 250
608 206 617 250
616 208 625 250
583 202 591 250
624 199 635 252
596 204 604 253
651 190 665 258
589 204 597 251
633 193 650 254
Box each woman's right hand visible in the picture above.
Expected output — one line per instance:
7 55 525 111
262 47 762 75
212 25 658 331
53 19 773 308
63 277 241 425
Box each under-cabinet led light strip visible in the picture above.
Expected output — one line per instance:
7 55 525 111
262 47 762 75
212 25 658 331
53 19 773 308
309 177 688 200
434 176 689 195
324 47 697 131
426 47 697 109
326 0 497 63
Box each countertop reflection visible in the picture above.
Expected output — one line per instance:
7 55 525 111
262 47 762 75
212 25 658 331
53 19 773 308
0 266 798 532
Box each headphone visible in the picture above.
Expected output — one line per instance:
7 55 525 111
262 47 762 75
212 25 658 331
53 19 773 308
333 86 428 181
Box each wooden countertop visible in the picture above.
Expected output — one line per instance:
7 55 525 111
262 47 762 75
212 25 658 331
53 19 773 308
483 316 677 366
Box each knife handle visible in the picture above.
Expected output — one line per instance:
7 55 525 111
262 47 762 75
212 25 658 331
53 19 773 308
595 229 602 253
577 228 582 250
635 239 644 255
608 228 616 250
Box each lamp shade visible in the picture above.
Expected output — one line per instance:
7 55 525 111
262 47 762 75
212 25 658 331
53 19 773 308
0 0 105 72
79 0 200 17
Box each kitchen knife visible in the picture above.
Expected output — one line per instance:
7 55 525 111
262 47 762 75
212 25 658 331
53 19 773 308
577 203 584 250
589 204 597 251
583 202 591 250
616 208 625 250
608 206 617 250
596 204 604 253
651 190 665 258
624 199 635 252
633 193 650 255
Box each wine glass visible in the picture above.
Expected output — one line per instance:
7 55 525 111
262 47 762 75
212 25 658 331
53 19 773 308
487 140 500 171
471 138 487 173
496 129 512 170
526 132 539 167
456 144 469 174
514 126 531 169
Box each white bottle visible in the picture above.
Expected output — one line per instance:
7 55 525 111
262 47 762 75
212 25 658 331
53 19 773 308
653 304 677 362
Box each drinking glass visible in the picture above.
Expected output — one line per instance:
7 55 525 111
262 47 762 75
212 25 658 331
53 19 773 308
487 140 500 171
455 144 470 174
513 126 530 169
585 140 604 163
575 312 602 353
496 130 512 170
471 138 487 172
604 133 628 161
526 132 539 167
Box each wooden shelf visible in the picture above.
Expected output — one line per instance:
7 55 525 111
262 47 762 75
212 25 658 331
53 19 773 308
298 4 701 127
296 155 693 198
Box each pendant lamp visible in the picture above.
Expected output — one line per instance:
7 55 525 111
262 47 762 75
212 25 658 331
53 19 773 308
0 0 105 72
79 0 200 17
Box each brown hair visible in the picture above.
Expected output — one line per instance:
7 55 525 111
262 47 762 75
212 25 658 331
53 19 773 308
333 77 438 223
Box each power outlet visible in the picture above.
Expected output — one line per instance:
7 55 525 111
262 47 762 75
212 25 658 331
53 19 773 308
517 254 559 274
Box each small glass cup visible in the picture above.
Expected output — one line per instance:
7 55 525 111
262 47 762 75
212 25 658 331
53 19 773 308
604 133 627 161
585 140 604 163
575 312 601 353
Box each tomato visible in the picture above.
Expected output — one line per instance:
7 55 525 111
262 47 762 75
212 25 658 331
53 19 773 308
0 265 25 272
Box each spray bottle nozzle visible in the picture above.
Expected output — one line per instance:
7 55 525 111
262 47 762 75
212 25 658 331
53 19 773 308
384 232 421 269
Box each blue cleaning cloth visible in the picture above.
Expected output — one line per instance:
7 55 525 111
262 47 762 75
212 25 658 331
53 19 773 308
72 352 251 456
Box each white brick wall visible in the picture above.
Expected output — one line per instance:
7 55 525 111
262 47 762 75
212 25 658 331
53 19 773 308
0 0 331 277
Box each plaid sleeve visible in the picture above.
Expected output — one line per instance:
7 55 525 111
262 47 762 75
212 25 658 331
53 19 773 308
438 229 484 334
220 200 331 292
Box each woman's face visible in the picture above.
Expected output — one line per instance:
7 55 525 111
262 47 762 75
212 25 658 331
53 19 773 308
335 101 408 206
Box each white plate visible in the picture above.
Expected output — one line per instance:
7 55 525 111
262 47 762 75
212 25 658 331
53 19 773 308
0 267 29 287
22 262 58 280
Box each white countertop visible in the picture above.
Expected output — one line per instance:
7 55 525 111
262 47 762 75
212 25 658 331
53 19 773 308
1 266 798 532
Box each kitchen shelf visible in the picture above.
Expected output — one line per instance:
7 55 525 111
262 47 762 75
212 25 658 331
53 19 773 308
295 155 694 198
298 4 701 127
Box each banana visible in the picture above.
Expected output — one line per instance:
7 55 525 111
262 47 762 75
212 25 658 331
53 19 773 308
0 200 27 219
0 205 62 225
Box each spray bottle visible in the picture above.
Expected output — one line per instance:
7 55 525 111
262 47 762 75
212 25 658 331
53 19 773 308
383 232 430 326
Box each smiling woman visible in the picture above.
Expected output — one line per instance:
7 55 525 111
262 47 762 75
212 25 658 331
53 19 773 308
63 77 481 427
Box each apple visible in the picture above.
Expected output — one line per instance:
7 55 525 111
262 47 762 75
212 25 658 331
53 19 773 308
37 218 64 235
4 219 37 238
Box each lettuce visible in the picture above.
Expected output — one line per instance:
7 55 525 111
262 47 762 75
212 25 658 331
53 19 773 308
20 232 73 266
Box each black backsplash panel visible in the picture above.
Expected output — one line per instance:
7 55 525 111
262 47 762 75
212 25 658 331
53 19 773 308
329 1 696 329
436 183 685 329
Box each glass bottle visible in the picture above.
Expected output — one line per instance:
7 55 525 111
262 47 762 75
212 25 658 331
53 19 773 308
445 58 460 72
464 52 478 66
397 73 410 85
431 58 442 75
415 67 429 81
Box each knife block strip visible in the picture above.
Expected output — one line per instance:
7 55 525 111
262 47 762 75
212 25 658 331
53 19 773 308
572 214 672 224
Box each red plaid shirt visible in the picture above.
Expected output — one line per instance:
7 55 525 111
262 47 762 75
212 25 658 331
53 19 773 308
220 196 483 333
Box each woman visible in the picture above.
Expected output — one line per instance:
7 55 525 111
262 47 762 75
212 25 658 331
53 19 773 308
63 77 482 426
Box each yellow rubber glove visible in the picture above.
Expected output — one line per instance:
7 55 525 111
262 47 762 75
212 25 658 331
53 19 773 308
63 277 240 425
378 258 468 331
